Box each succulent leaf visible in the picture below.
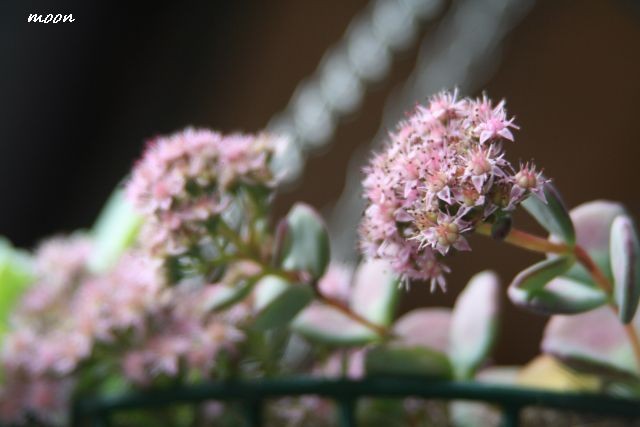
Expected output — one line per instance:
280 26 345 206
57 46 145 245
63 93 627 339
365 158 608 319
203 281 255 312
350 259 399 326
253 275 313 330
393 308 451 354
542 306 640 379
522 182 575 245
610 215 640 323
509 255 610 314
509 276 607 315
291 303 379 346
557 200 627 284
278 203 330 280
88 188 142 273
450 271 501 379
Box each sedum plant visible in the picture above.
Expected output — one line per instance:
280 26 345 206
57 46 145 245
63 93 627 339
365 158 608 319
0 91 638 426
0 124 503 426
359 91 640 399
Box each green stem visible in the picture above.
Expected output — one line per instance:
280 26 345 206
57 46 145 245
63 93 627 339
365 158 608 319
217 220 260 261
477 223 640 369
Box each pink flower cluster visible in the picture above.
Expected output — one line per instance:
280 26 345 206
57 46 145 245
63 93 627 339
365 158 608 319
0 235 251 424
121 283 247 386
0 237 162 424
360 91 546 290
126 128 285 257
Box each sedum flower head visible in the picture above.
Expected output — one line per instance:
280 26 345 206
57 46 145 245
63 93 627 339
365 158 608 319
359 90 547 290
126 128 286 258
0 237 163 424
121 282 247 386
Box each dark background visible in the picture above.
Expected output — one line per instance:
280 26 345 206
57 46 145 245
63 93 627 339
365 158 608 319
1 0 639 365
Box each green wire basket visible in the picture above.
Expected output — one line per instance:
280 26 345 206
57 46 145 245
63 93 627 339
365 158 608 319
71 377 640 427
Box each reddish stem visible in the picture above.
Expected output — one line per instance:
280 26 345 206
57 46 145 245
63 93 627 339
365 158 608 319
478 223 640 369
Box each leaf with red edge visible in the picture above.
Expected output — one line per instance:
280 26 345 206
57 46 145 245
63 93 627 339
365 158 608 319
393 308 451 354
506 256 608 316
558 200 627 285
291 259 398 347
450 271 501 379
350 259 399 327
542 306 640 379
509 276 607 315
291 303 380 346
610 215 640 323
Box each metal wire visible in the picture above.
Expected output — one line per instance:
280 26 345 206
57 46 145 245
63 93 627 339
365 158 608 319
72 378 640 426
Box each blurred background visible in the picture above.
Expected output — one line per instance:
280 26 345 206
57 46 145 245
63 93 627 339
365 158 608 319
1 0 639 366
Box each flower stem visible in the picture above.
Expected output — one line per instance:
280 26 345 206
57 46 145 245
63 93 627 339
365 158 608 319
477 223 640 369
475 223 569 254
218 218 390 339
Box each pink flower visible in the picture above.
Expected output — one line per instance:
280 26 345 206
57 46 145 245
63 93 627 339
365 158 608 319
360 90 544 290
0 362 74 425
509 162 548 208
473 99 519 143
126 128 284 259
74 252 162 341
410 210 472 255
119 283 248 385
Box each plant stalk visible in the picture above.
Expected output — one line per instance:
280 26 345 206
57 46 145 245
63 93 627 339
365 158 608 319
226 220 390 339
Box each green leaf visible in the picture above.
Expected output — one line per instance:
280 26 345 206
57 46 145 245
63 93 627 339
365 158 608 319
509 276 607 315
278 203 330 279
88 188 142 273
350 259 399 326
203 281 255 312
610 215 640 324
450 271 501 379
559 200 627 284
514 256 576 293
0 239 33 334
365 345 452 378
522 182 575 245
290 259 398 347
542 307 640 379
393 308 451 353
291 303 379 346
253 275 313 330
203 261 261 312
508 256 578 314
